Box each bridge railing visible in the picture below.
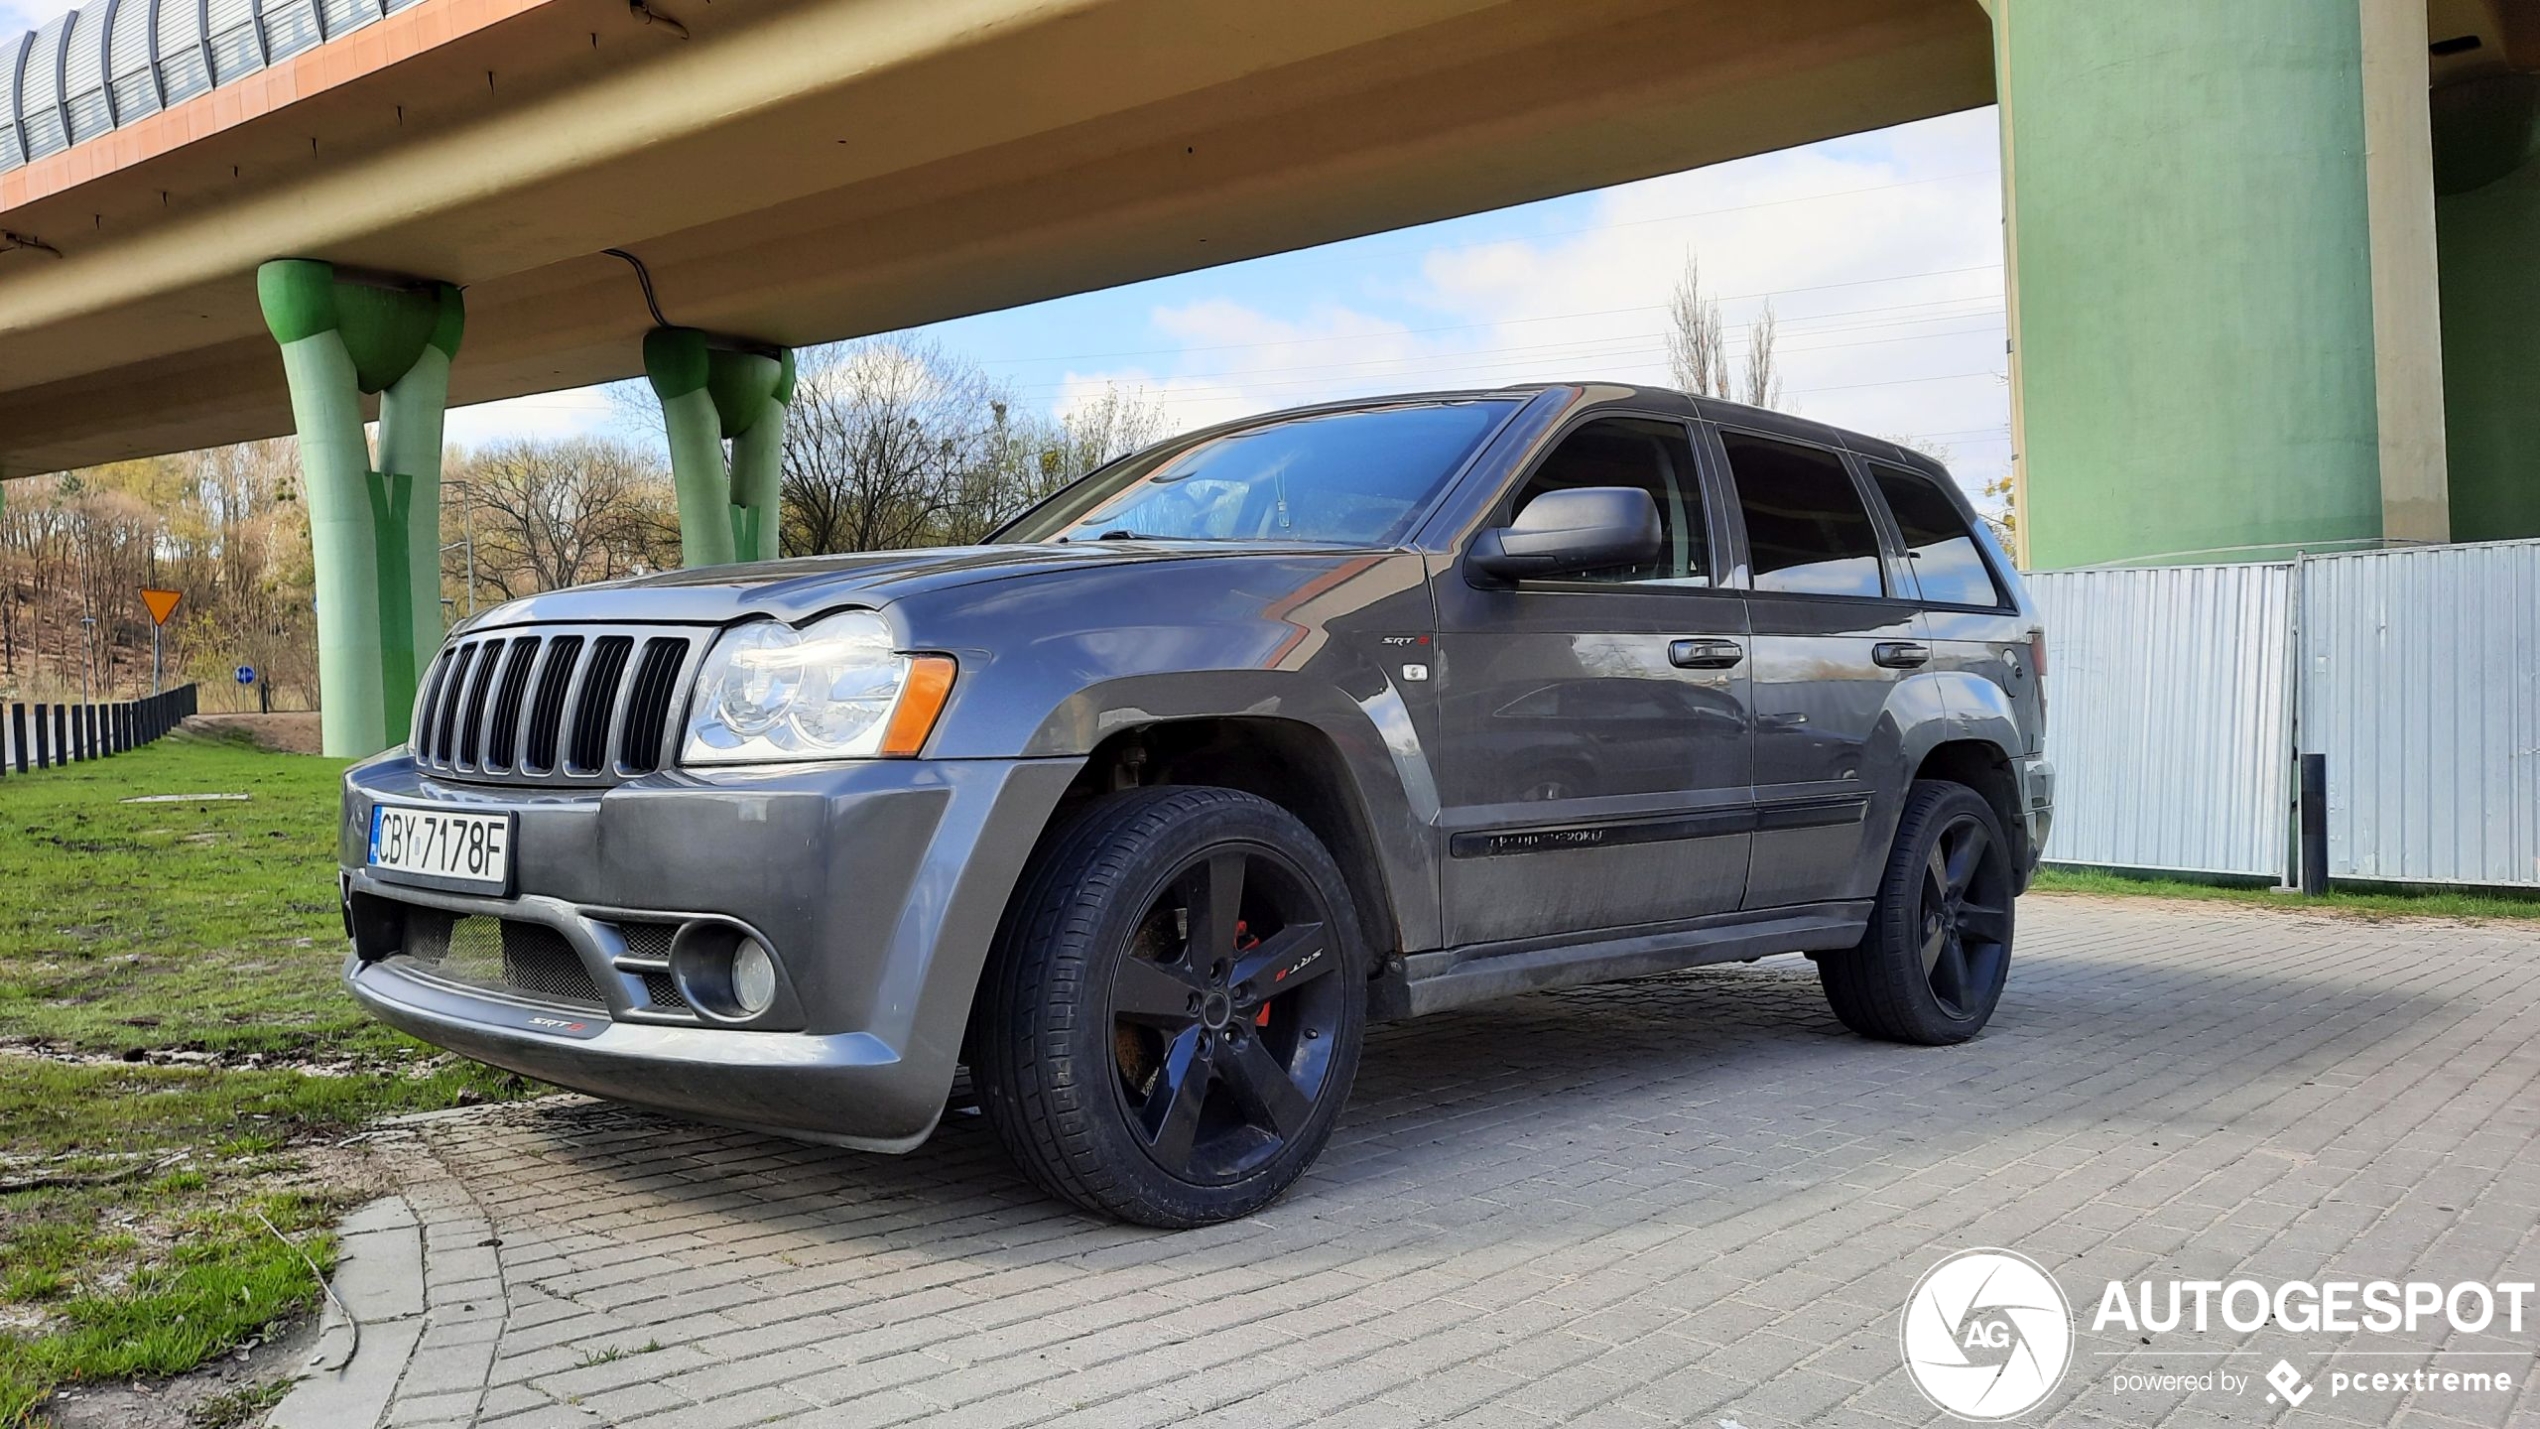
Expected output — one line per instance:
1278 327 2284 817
1 685 198 775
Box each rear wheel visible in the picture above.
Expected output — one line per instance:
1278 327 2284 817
1818 780 2014 1045
973 786 1365 1227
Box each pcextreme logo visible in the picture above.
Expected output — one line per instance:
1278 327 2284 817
1901 1249 2074 1421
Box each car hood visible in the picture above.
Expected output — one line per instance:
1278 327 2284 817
462 541 1378 628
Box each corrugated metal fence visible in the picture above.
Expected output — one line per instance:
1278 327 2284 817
2025 537 2540 889
2026 563 2293 878
2301 544 2540 886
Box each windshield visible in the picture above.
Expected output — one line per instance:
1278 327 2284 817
996 399 1519 547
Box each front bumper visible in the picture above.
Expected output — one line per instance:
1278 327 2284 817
341 752 1078 1150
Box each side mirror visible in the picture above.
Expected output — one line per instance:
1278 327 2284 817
1467 487 1663 584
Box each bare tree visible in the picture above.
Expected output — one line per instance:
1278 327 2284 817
1 439 325 707
780 340 995 556
1741 300 1783 410
1669 253 1785 411
775 342 1174 554
1979 471 2017 551
450 438 680 599
1050 384 1168 480
1666 255 1730 399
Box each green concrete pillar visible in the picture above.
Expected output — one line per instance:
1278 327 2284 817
378 298 464 680
643 328 792 567
258 260 464 758
1991 0 2442 568
2434 80 2540 543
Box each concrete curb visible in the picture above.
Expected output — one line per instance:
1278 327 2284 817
267 1196 426 1429
268 1125 512 1429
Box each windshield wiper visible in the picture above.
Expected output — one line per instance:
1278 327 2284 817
1055 530 1255 544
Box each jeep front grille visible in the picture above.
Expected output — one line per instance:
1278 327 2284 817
411 624 713 786
396 910 603 1007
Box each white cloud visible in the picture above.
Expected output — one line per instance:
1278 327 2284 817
443 385 639 453
1053 300 1434 430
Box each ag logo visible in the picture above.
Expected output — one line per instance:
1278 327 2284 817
1901 1248 2072 1420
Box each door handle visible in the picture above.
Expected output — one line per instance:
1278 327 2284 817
1669 638 1744 669
1872 641 1931 669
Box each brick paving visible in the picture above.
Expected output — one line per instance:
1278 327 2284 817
345 897 2540 1427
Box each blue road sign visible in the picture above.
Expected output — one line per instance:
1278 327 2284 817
235 666 257 685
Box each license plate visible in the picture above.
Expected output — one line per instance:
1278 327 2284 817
368 803 514 893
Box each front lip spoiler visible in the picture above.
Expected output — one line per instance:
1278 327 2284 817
347 956 937 1153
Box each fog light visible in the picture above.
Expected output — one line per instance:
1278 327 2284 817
731 939 777 1016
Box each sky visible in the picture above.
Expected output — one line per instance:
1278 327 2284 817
456 105 2011 500
0 0 72 40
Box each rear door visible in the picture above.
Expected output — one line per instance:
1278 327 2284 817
1708 425 1927 910
1431 413 1754 946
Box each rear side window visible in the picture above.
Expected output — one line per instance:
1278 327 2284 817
1720 432 1885 598
1505 417 1709 585
1872 463 2007 608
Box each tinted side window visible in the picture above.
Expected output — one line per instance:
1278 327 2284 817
1507 417 1709 586
1720 432 1885 598
1872 463 2007 608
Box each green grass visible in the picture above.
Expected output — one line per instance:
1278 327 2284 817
0 732 526 1426
2032 865 2540 922
1 729 402 1059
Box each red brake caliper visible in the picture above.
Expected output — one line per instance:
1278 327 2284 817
1233 919 1270 1024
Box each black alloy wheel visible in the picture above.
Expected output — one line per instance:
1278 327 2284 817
974 785 1366 1227
1915 810 2012 1020
1818 779 2016 1045
1107 843 1347 1184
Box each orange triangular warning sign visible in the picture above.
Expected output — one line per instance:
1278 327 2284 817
141 588 182 626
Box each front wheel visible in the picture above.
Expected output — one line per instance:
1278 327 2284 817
972 786 1366 1227
1817 780 2015 1045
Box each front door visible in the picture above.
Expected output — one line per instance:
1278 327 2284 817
1432 415 1754 947
1709 426 1926 909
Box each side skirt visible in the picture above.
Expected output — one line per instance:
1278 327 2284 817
1389 901 1871 1018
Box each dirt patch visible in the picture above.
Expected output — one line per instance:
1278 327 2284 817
2025 887 2500 929
24 1141 393 1428
177 714 323 756
40 1310 319 1429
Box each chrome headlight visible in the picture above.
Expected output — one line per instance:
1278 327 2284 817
681 610 954 764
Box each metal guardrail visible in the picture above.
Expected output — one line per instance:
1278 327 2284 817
2 0 432 174
1 683 197 773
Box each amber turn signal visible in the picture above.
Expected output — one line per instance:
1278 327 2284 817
880 655 958 757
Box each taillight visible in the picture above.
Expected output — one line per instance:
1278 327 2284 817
2027 630 2048 679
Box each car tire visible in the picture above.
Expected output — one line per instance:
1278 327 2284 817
972 785 1367 1227
1817 779 2015 1046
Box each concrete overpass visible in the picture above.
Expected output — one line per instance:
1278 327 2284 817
3 0 2535 753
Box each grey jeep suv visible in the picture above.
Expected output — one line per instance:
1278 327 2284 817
340 383 2052 1227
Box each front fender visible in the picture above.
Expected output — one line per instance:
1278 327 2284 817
1019 668 1444 955
893 551 1447 952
